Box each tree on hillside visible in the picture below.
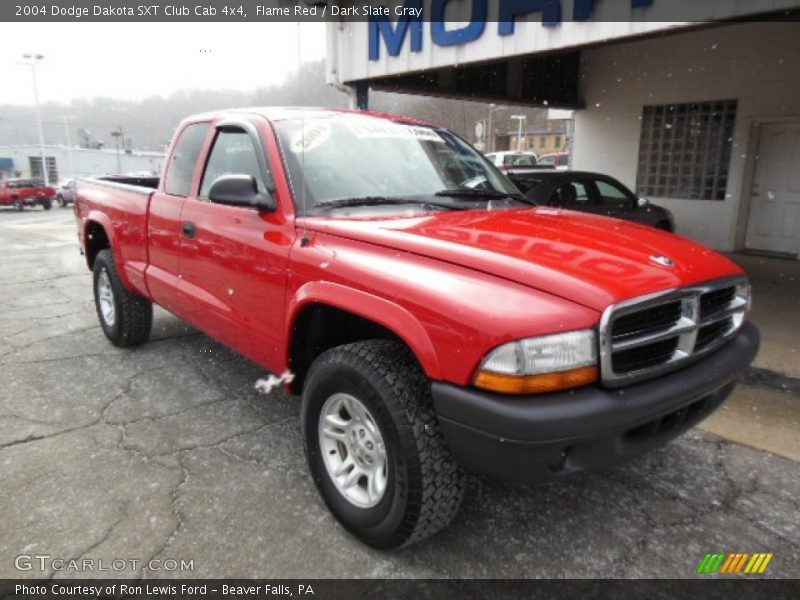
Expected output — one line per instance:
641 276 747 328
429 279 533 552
0 59 551 152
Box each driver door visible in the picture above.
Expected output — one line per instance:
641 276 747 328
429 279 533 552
177 119 295 370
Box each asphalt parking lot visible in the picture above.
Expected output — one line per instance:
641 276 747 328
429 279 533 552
1 208 798 579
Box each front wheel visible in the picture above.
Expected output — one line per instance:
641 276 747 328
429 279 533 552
93 249 153 347
41 198 52 211
57 195 65 207
301 340 465 549
13 200 24 212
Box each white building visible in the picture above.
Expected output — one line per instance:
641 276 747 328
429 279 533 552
0 144 164 184
327 1 800 259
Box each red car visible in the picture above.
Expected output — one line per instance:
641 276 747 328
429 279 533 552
74 108 759 548
0 178 56 211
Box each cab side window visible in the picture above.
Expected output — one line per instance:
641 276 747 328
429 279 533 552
595 180 632 208
199 129 268 199
552 181 590 206
164 122 210 197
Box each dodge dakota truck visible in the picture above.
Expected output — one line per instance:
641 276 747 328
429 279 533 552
74 108 759 549
0 178 55 211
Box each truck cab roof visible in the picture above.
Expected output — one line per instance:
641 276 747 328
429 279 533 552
181 106 439 128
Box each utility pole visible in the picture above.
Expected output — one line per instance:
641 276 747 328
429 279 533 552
21 53 48 185
511 115 526 152
59 116 75 179
486 104 507 153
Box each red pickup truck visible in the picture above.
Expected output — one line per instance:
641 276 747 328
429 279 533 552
0 178 55 211
74 108 759 548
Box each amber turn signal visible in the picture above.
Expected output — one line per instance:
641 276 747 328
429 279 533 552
473 365 599 395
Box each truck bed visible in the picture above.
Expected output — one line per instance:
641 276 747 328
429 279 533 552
95 175 160 189
75 176 157 297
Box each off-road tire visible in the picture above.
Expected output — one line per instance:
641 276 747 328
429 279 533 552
301 339 465 549
93 249 153 347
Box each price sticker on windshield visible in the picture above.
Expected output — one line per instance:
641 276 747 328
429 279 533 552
290 122 332 154
346 121 443 143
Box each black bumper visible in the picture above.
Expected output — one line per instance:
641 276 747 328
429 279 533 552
432 322 760 483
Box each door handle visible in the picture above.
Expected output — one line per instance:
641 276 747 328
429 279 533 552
182 221 196 238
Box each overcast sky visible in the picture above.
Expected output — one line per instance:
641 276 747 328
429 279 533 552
0 22 326 105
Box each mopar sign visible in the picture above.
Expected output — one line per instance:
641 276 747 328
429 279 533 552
369 0 655 59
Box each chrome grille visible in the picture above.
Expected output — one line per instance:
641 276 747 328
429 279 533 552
612 301 683 339
611 337 679 373
599 277 750 386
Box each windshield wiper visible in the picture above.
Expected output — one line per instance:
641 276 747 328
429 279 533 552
313 196 461 212
435 188 530 202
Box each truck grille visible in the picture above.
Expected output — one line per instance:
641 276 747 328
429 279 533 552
612 301 683 339
599 277 750 386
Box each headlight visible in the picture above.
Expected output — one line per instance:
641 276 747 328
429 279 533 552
473 330 598 394
733 280 752 329
736 280 752 312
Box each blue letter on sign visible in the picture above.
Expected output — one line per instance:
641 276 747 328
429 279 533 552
498 0 562 34
368 0 423 60
431 0 487 46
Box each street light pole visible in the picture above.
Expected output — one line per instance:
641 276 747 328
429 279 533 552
59 116 75 179
111 128 123 174
511 115 526 152
21 53 48 186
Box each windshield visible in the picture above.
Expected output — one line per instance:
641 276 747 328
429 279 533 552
274 114 520 214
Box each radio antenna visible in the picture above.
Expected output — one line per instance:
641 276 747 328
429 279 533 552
297 22 309 246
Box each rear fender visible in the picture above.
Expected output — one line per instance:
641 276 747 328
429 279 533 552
83 212 138 294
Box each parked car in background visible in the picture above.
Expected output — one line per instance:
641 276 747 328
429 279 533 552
56 180 77 207
537 152 570 170
485 151 538 173
510 170 675 232
0 178 55 211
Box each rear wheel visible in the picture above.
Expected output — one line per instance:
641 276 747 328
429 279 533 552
41 198 52 211
57 194 65 208
93 249 152 347
301 339 465 549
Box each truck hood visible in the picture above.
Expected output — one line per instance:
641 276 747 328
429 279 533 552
302 207 743 311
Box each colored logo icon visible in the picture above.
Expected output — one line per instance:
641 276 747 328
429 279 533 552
697 552 773 574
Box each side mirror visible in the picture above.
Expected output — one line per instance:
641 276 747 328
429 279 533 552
208 174 274 211
637 197 650 208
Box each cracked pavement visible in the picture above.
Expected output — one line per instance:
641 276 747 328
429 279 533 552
1 208 798 579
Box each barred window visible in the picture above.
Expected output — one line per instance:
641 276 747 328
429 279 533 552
28 156 58 183
636 100 737 201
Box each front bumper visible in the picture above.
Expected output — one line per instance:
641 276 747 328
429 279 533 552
432 322 760 483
